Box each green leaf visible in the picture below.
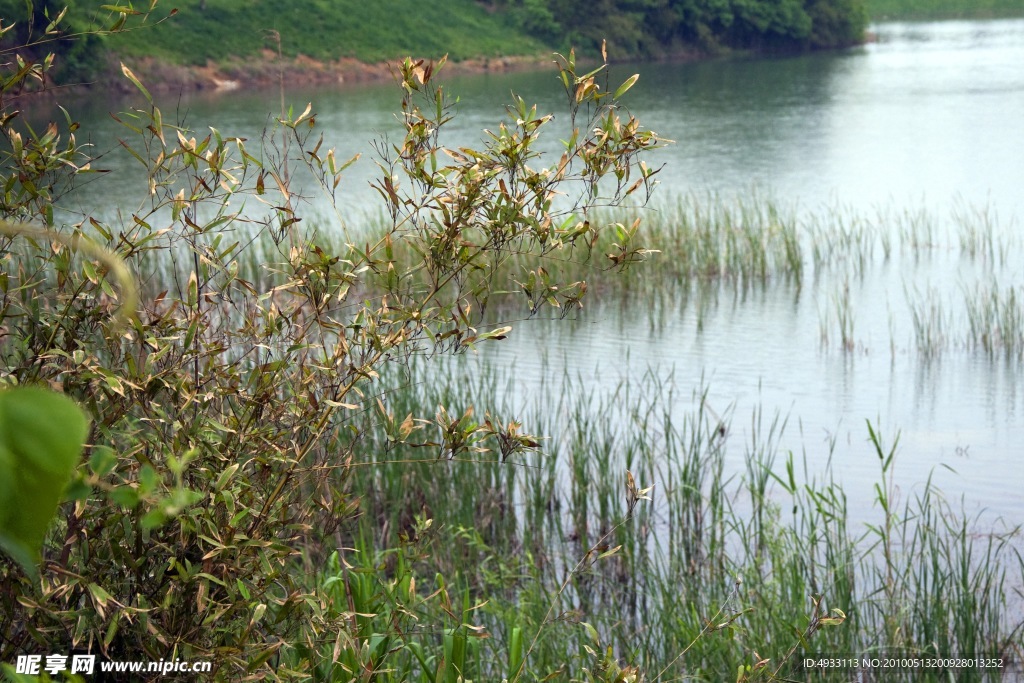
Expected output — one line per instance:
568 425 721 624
184 317 199 350
215 463 240 491
582 622 600 647
120 62 152 104
507 626 523 680
89 445 117 477
109 485 140 508
478 325 512 341
140 508 167 530
63 477 92 502
139 464 158 493
0 387 88 577
614 74 640 100
88 581 113 606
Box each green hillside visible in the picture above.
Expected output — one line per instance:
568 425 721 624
2 0 872 86
95 0 868 67
94 0 544 64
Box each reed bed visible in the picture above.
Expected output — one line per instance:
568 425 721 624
964 281 1024 358
305 362 1024 681
122 192 1024 362
905 284 952 359
899 280 1024 360
85 187 1024 677
282 192 809 306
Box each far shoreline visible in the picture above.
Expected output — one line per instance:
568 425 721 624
112 51 562 95
34 8 1024 101
98 42 717 97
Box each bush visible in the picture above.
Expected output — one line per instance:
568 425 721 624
0 6 663 677
805 0 868 48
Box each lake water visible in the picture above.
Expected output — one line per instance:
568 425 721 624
53 19 1024 522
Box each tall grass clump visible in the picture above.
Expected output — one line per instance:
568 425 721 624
954 200 1010 266
804 202 878 275
858 424 1023 675
355 193 1023 362
964 280 1024 358
800 200 1022 357
818 277 857 351
905 284 951 359
368 190 805 313
327 364 845 678
640 192 804 285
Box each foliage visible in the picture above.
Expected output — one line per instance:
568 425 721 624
13 0 870 88
0 0 117 83
509 0 564 44
301 359 1022 681
805 0 867 48
0 385 88 577
0 4 665 677
88 0 545 66
0 220 134 578
520 0 867 56
5 4 1019 682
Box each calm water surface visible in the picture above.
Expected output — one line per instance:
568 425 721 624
55 19 1024 521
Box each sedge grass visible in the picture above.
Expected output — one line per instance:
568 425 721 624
905 284 952 359
965 280 1024 358
122 191 1024 364
305 359 1024 680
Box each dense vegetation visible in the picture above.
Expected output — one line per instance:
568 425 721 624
92 0 544 64
0 0 869 85
13 0 1024 89
0 5 675 679
496 0 868 56
3 4 1022 682
127 0 868 60
0 0 107 81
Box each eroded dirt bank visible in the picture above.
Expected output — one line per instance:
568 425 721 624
114 51 555 94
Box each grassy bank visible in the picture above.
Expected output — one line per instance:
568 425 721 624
17 0 869 89
89 0 544 64
866 0 1024 20
89 0 871 68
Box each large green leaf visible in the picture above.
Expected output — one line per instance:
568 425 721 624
0 386 89 576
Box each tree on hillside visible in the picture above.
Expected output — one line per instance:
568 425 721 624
509 0 563 42
805 0 868 47
511 0 866 54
